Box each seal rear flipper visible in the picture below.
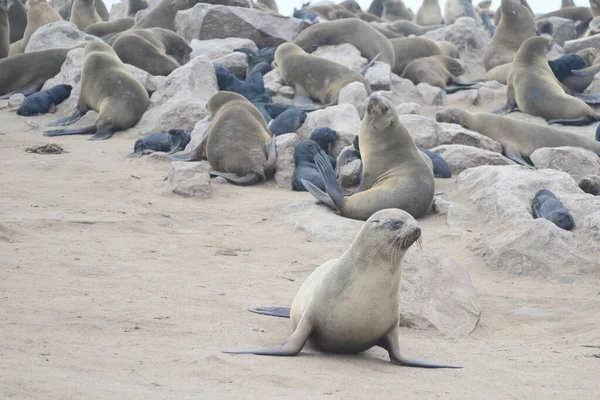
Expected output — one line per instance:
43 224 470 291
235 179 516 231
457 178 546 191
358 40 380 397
501 144 535 169
573 93 600 105
127 151 143 158
46 109 87 127
249 307 291 318
88 125 115 141
547 116 599 126
301 179 338 210
44 125 97 137
490 99 517 115
377 326 462 369
313 150 345 209
445 86 477 94
360 52 380 76
211 172 261 186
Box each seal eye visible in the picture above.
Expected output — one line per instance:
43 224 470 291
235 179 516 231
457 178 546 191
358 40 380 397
382 105 389 113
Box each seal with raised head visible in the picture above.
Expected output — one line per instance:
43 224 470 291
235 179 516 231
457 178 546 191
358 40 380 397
7 0 26 44
274 42 371 106
69 0 102 31
224 208 461 369
382 0 413 21
302 94 435 221
0 0 10 59
127 0 149 16
401 55 479 93
44 41 149 141
84 17 135 37
10 0 62 55
16 84 72 116
484 0 537 72
173 91 277 186
294 18 395 67
495 36 600 126
416 0 442 26
389 36 449 76
131 0 199 31
435 107 600 167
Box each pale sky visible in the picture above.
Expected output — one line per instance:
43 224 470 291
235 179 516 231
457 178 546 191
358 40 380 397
104 0 591 19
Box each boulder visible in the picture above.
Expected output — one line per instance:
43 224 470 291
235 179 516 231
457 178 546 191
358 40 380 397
263 69 284 95
313 43 367 72
337 158 361 189
213 52 248 78
184 116 211 153
395 102 422 115
274 133 299 189
189 37 257 60
564 34 600 53
296 104 361 157
168 161 211 198
416 83 444 106
364 61 391 90
475 82 508 106
176 3 307 48
24 21 101 53
431 144 515 174
135 56 218 135
8 93 25 107
338 81 368 117
423 17 491 59
451 89 478 106
530 146 600 182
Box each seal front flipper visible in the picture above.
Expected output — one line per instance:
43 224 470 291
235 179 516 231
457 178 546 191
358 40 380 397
223 317 312 357
264 136 277 173
378 326 462 369
360 52 380 75
490 99 517 115
44 125 97 137
46 107 87 127
249 307 291 318
570 69 589 77
501 144 534 169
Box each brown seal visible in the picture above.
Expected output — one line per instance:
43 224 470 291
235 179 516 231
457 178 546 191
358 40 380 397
0 46 76 98
274 42 371 106
561 63 600 93
0 0 9 59
494 0 532 25
131 0 199 31
84 17 135 37
386 19 443 36
445 0 479 25
294 18 396 67
10 0 62 55
436 107 600 167
174 91 277 186
484 0 536 72
110 28 191 75
415 0 442 26
127 0 149 16
94 0 109 20
437 40 460 58
382 0 413 21
562 0 576 8
302 94 435 221
69 0 102 31
537 7 592 22
44 41 149 141
496 36 600 126
402 55 477 92
8 0 26 44
483 62 511 85
389 36 453 76
224 208 460 369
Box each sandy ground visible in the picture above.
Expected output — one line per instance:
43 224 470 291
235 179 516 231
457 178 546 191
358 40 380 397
1 105 600 400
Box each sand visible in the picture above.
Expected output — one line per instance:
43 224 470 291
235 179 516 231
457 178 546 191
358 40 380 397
1 106 600 399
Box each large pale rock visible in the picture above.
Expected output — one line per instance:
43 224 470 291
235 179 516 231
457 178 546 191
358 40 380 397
8 94 25 107
168 161 211 198
313 43 367 72
136 56 218 135
564 34 600 53
296 104 361 157
184 116 211 153
475 82 508 106
176 4 307 48
365 61 391 90
390 76 422 104
337 158 361 189
416 83 444 106
189 37 257 60
24 21 101 53
584 71 600 94
42 48 85 92
538 17 576 47
400 250 481 337
213 52 248 78
338 82 368 117
431 144 515 174
400 115 439 148
395 102 422 115
423 17 491 59
274 133 299 189
263 69 283 95
530 147 600 182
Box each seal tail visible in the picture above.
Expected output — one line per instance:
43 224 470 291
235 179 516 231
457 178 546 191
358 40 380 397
44 125 97 137
249 307 291 318
361 53 381 76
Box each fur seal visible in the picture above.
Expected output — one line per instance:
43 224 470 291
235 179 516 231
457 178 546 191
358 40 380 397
401 55 478 93
57 0 72 20
302 94 435 221
310 127 337 164
0 47 74 98
215 65 272 122
435 107 600 166
293 6 318 24
45 41 149 141
94 0 109 21
382 0 413 21
69 0 102 31
415 0 442 26
127 0 149 16
274 43 371 106
13 0 62 55
174 91 277 186
268 107 306 136
494 0 533 25
110 28 191 76
387 19 443 36
16 84 72 116
8 0 26 44
437 41 460 58
128 129 191 158
294 18 395 67
484 0 537 72
131 0 199 32
224 208 460 369
445 0 479 25
389 36 450 76
84 17 135 37
538 7 592 23
368 0 383 17
419 148 451 178
0 0 9 59
561 63 600 93
233 47 275 76
549 53 586 82
532 189 575 231
497 36 600 126
579 174 600 195
562 0 576 8
483 62 511 84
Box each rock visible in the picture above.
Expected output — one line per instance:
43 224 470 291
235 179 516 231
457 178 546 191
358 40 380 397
147 151 173 163
213 52 248 78
109 0 128 20
364 61 391 90
338 82 368 117
8 93 25 107
530 147 600 182
136 56 218 135
475 84 507 106
431 144 515 174
274 133 299 189
168 161 211 198
390 76 422 104
278 86 294 98
184 116 211 153
416 83 444 106
400 250 481 337
431 196 451 215
337 158 362 189
24 21 101 53
547 41 565 61
395 102 422 115
539 17 576 47
313 43 367 72
420 151 435 172
423 17 491 59
263 69 283 95
189 37 257 60
296 104 361 157
176 4 307 48
451 89 478 106
400 115 440 149
124 65 167 93
436 122 502 152
564 34 600 53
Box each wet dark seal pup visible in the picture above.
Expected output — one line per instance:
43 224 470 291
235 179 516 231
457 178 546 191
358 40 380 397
45 41 149 141
128 129 191 158
293 18 396 67
268 107 306 136
224 208 461 369
548 53 586 82
302 94 435 221
532 189 575 231
16 84 72 116
419 148 452 178
214 65 272 122
310 126 337 167
292 140 326 192
579 175 600 196
8 0 26 44
173 91 277 186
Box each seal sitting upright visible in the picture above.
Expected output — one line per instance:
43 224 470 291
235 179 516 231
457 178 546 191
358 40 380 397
301 94 435 221
224 208 461 369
